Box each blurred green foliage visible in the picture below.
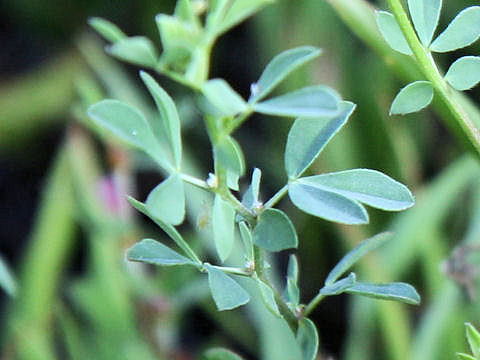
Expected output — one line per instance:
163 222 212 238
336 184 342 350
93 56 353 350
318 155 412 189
1 0 480 359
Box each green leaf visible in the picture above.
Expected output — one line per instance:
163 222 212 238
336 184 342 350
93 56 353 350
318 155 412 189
288 181 368 225
430 6 480 53
390 80 433 115
325 232 392 285
213 195 236 262
320 273 356 296
285 277 300 306
298 169 414 211
127 196 200 264
215 0 274 35
0 255 17 297
287 254 299 283
107 36 158 68
214 136 245 191
242 168 262 209
345 282 421 305
88 17 126 43
249 46 322 103
205 264 250 311
202 79 248 116
253 208 298 251
456 354 476 360
156 14 201 67
140 71 182 168
146 174 185 226
465 322 480 358
376 11 413 55
87 100 168 169
127 239 196 266
445 56 480 91
256 278 281 317
296 318 319 360
408 0 442 46
285 101 355 179
238 221 254 261
253 85 340 118
174 0 201 27
203 348 245 360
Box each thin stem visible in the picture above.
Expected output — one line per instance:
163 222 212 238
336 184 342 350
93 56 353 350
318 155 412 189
180 173 209 189
225 107 255 135
303 292 326 317
225 191 256 224
386 0 480 156
264 184 289 209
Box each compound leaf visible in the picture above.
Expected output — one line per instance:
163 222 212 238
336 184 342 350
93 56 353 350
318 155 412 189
408 0 442 46
205 264 250 311
253 86 340 118
107 36 158 68
127 239 195 266
87 100 167 168
202 79 248 116
249 46 322 103
146 174 185 226
325 232 392 285
298 169 414 211
346 282 421 305
253 208 298 252
296 318 319 360
445 56 480 91
285 101 355 179
430 6 480 52
140 71 182 168
376 11 413 55
88 17 126 43
213 195 236 262
288 181 368 225
390 80 433 115
257 278 281 317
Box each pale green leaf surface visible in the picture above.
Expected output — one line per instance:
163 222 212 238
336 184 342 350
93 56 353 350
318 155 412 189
431 6 480 52
205 264 250 311
156 14 201 56
107 36 158 68
298 169 414 211
146 174 185 225
287 254 299 283
376 11 413 55
253 85 340 118
325 232 392 285
0 256 17 296
285 101 355 179
408 0 442 46
296 318 319 360
174 0 201 27
249 46 322 103
216 0 274 35
88 17 126 43
203 348 245 360
390 80 433 115
202 79 248 116
127 196 200 263
140 71 182 168
456 354 476 360
288 181 369 224
346 282 421 305
445 56 480 91
285 277 300 306
127 239 195 266
253 208 298 251
213 195 236 262
87 100 167 168
242 168 262 209
257 278 281 317
214 136 245 191
238 221 254 261
320 273 356 295
466 323 480 357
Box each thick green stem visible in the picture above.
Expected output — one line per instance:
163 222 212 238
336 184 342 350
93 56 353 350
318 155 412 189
386 0 480 156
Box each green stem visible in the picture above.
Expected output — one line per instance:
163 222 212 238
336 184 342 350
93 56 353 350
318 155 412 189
180 173 209 189
225 107 255 135
303 292 326 318
264 184 289 209
208 265 253 277
386 0 480 156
